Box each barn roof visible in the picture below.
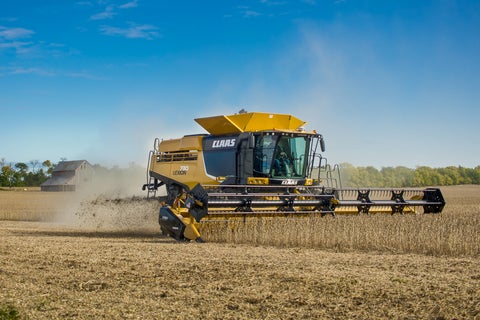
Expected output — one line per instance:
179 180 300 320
52 160 90 172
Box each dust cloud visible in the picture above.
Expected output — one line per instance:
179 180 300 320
52 165 166 233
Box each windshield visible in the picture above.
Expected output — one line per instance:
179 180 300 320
253 134 309 178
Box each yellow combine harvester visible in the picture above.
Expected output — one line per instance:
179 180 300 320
142 112 445 242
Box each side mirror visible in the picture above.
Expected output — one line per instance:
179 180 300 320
320 137 326 152
248 133 255 149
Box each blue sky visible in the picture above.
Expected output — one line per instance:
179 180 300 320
1 0 479 169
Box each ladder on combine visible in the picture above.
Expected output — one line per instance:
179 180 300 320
314 156 343 189
143 138 161 199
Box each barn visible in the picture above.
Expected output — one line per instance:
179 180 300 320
40 160 94 192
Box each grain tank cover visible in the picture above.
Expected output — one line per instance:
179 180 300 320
194 112 306 135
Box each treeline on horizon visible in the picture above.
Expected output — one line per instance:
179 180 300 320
1 159 479 188
0 159 54 188
337 163 480 188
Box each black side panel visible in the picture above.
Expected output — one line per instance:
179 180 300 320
159 206 186 240
423 188 446 214
202 135 239 177
189 184 209 222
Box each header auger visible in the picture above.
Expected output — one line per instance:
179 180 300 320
142 112 445 242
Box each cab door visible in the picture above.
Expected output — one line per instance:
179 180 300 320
236 133 254 184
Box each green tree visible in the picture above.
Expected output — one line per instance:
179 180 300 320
14 163 29 187
42 160 55 175
24 169 48 186
414 166 446 186
29 159 41 173
1 165 16 187
395 166 415 187
457 166 474 184
380 167 395 187
474 166 480 184
438 167 461 185
354 166 382 187
338 163 358 187
14 162 28 173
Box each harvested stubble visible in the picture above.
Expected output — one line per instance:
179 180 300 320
1 222 478 319
0 190 71 221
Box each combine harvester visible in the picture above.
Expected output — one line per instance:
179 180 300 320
142 112 445 242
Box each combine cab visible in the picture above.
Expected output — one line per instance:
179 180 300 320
143 112 445 242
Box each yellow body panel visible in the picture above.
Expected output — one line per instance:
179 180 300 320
194 112 306 135
150 135 218 189
150 153 217 188
159 135 203 152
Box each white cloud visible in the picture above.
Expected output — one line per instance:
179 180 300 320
0 65 105 79
90 5 116 20
9 67 55 76
65 71 105 80
0 27 35 54
0 26 70 57
100 24 159 40
260 0 288 5
0 41 30 49
0 26 34 39
244 10 262 18
119 0 138 9
76 1 94 6
235 6 262 18
0 41 34 54
90 0 138 20
48 42 65 48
